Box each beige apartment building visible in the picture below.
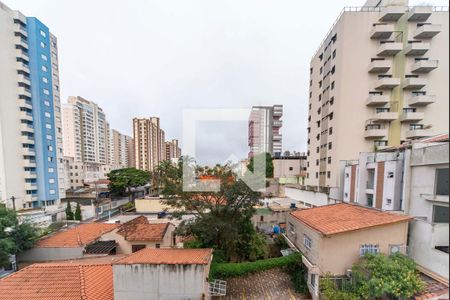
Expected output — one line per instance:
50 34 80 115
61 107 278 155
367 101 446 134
109 129 134 169
133 117 165 171
306 0 449 190
165 139 181 161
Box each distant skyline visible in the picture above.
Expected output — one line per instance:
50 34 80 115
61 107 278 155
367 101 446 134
4 0 448 165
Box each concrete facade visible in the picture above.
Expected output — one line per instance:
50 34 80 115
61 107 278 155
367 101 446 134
109 129 134 169
113 263 211 300
248 105 283 158
306 2 449 190
273 154 307 185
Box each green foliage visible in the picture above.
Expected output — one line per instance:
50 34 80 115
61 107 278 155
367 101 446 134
107 168 151 196
183 239 204 249
247 152 274 178
320 277 359 300
274 235 289 249
210 253 301 279
74 203 82 221
121 201 135 211
65 201 73 220
285 254 309 295
352 253 425 299
0 204 38 268
157 157 263 262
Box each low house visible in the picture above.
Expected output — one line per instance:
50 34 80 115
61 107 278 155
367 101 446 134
285 203 411 300
101 216 176 254
0 248 213 300
19 223 119 262
113 248 213 300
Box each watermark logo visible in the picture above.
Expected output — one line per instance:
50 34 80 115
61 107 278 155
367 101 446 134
182 109 267 192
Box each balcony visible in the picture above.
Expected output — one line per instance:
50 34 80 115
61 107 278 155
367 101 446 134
408 95 436 106
21 136 34 144
377 43 403 57
375 77 401 90
408 6 432 22
14 22 28 37
379 6 406 22
401 112 425 122
20 123 34 134
24 171 37 179
411 60 438 73
370 24 395 39
24 183 37 191
366 94 390 106
406 128 433 139
16 62 30 74
14 36 28 50
17 74 31 86
18 86 31 98
18 98 32 110
22 148 36 156
364 128 388 139
373 111 398 122
273 120 283 127
403 78 427 90
273 134 282 141
23 159 37 168
19 111 33 122
369 60 391 73
414 24 441 39
405 42 430 56
16 50 29 63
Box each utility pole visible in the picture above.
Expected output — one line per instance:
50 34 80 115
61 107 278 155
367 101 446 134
10 196 16 211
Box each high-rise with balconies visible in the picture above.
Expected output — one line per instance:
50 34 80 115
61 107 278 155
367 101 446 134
133 117 166 171
109 129 134 169
165 139 182 161
0 1 65 210
305 0 448 191
248 105 283 158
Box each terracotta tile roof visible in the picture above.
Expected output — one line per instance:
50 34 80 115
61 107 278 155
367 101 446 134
421 133 449 143
290 203 411 236
36 223 119 248
117 223 169 241
414 274 449 300
0 263 113 300
115 248 213 265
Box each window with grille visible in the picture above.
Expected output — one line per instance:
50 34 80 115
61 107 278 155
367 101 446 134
360 244 379 256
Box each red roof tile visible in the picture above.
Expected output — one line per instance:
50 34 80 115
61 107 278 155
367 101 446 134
117 223 169 241
115 248 213 265
0 263 113 300
290 203 411 236
36 223 119 248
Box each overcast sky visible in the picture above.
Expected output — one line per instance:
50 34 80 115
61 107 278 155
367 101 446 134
5 0 448 165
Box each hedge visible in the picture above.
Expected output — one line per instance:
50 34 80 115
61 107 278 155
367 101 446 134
209 253 301 279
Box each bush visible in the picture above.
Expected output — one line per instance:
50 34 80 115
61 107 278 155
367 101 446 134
183 239 203 249
320 277 359 300
209 253 300 279
285 255 309 295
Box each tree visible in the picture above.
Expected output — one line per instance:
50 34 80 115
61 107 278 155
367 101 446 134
247 152 274 178
65 201 73 220
0 204 38 268
157 158 263 261
74 203 82 221
107 168 151 200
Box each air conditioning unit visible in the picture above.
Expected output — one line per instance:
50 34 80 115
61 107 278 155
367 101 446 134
346 269 353 277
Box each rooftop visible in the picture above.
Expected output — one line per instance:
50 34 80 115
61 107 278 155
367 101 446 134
115 248 213 265
0 263 113 300
290 203 411 236
36 223 119 248
117 223 169 241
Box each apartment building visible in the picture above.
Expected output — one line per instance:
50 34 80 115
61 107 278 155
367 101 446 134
109 129 134 169
248 105 283 158
165 139 181 161
306 0 449 190
273 153 307 185
62 96 112 187
341 137 449 280
0 2 64 210
133 117 166 171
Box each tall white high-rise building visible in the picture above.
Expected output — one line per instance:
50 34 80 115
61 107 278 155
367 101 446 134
248 105 283 158
0 2 65 210
109 129 134 169
306 1 449 190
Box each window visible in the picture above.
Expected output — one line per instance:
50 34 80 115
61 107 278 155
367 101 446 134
260 215 264 222
44 100 50 107
328 142 332 150
42 77 48 83
45 112 51 118
48 145 53 151
316 147 319 153
40 41 46 48
289 167 293 171
329 127 333 135
49 189 55 195
331 81 335 90
132 244 146 253
329 112 334 120
304 235 312 250
40 30 46 37
43 89 50 95
432 205 449 223
330 97 334 105
316 159 319 166
41 54 48 61
155 244 161 249
46 134 53 140
316 172 319 179
48 168 54 173
288 222 295 234
387 172 394 179
327 171 331 179
310 273 317 288
42 65 47 72
360 244 379 256
45 123 52 129
328 157 331 164
386 198 392 205
49 179 55 184
436 169 449 195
